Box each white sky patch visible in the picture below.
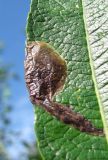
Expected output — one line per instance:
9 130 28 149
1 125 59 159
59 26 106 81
10 95 35 139
9 95 35 160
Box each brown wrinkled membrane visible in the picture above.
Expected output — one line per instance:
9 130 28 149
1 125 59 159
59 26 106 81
24 41 104 136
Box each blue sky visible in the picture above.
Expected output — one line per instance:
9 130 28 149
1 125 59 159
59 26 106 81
0 1 35 159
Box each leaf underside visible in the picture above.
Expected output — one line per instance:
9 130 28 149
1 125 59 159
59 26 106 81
26 0 108 159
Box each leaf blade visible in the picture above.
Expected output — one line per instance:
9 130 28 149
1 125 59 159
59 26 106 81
82 0 108 142
26 0 108 159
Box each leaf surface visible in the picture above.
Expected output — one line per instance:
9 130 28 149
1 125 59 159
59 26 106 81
26 0 108 159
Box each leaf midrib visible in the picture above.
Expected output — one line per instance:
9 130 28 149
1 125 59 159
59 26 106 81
82 0 108 143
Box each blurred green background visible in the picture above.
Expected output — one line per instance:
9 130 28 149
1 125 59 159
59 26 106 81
0 1 41 160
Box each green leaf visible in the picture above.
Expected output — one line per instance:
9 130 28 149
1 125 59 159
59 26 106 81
26 0 108 159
